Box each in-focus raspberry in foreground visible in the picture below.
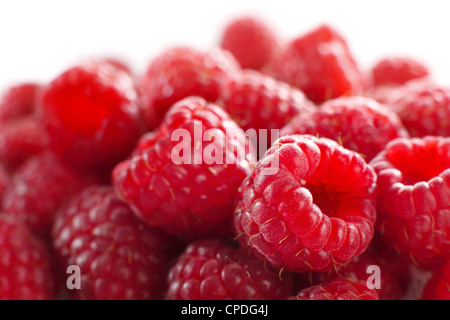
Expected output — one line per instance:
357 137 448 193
112 96 253 240
234 134 377 273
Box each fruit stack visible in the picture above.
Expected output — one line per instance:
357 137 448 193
0 15 448 300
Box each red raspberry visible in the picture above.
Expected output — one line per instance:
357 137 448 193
218 70 314 132
0 164 10 202
290 278 379 300
370 56 430 87
219 16 281 71
52 185 171 300
165 239 293 300
364 84 399 105
40 60 145 168
0 82 48 171
0 83 42 123
2 152 101 239
370 136 450 267
96 57 134 75
266 24 364 104
421 262 450 300
298 235 411 300
140 46 240 128
0 215 56 300
281 96 409 161
234 134 377 273
0 116 49 171
113 97 253 239
385 79 450 137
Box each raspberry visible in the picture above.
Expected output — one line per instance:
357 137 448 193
140 46 240 128
0 82 48 171
370 136 450 267
218 70 314 132
113 97 253 239
385 79 450 137
219 16 280 71
298 235 411 300
364 84 399 105
97 57 134 75
370 56 430 87
234 134 377 273
0 215 56 299
421 262 450 300
165 239 293 300
2 152 101 239
0 83 42 123
0 164 10 202
290 278 379 300
0 116 49 171
52 185 171 300
266 24 364 104
281 96 409 161
40 60 145 169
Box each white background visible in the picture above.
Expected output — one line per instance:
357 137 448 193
0 0 449 91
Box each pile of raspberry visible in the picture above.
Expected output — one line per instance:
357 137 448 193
0 15 448 301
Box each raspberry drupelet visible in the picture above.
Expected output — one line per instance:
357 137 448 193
370 136 450 267
113 96 253 239
165 239 294 300
234 134 377 273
